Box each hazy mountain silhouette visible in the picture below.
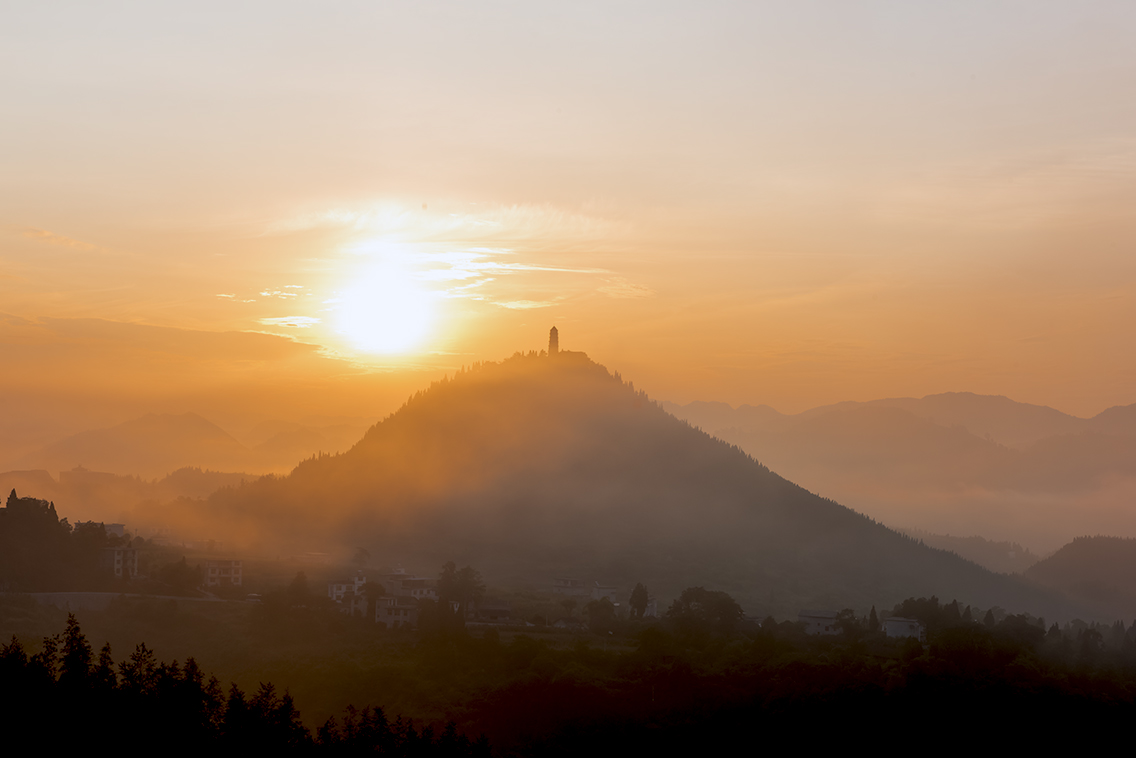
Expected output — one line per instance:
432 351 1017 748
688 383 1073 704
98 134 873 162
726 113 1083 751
18 412 250 479
1086 403 1136 437
834 392 1085 448
0 466 254 524
145 350 1083 618
898 529 1041 574
1024 536 1136 611
248 421 371 466
16 412 371 480
666 394 1136 550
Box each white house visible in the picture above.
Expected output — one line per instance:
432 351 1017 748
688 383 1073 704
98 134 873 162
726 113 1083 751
590 582 619 604
798 609 840 635
328 571 367 602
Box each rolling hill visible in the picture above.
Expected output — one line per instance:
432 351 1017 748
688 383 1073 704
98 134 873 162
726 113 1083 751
145 350 1085 619
1024 536 1136 610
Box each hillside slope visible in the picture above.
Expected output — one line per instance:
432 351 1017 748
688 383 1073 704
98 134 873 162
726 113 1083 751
1024 536 1136 609
164 351 1080 618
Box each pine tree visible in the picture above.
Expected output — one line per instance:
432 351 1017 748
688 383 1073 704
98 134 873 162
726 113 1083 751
59 614 92 689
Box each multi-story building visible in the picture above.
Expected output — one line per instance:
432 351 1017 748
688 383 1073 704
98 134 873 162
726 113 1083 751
100 547 139 579
203 559 242 587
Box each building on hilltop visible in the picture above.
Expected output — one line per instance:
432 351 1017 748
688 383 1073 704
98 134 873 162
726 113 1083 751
549 326 559 355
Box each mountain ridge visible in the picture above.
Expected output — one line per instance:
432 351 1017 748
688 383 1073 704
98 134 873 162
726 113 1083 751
139 350 1089 619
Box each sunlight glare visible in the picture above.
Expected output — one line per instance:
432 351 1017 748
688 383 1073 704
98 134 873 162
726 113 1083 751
336 263 435 354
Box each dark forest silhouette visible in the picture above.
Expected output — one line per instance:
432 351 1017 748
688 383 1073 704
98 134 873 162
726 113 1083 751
10 601 1136 751
0 615 488 754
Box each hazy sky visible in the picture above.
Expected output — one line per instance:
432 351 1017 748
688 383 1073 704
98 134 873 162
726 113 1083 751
3 1 1136 419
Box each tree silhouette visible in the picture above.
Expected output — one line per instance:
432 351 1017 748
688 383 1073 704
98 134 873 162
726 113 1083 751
629 583 649 619
438 562 485 622
584 598 616 633
288 571 310 606
666 587 743 638
59 614 92 689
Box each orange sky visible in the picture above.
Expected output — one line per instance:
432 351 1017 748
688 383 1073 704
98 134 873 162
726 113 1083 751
3 2 1136 427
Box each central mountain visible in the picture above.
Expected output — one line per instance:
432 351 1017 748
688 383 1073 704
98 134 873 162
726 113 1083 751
198 350 1072 617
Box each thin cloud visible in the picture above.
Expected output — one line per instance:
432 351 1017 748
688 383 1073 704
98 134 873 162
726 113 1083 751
267 201 629 246
494 300 555 310
439 278 494 298
16 227 108 254
258 316 321 328
598 277 655 299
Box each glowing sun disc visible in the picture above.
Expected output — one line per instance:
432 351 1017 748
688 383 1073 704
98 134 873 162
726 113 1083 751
337 266 434 354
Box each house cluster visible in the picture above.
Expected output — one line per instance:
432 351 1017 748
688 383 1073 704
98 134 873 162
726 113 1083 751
552 578 658 618
327 568 449 630
797 609 926 641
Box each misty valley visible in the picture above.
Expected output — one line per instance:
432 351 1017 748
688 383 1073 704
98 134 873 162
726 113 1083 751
6 349 1136 751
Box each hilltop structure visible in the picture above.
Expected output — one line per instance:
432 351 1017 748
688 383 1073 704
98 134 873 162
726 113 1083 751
549 326 559 356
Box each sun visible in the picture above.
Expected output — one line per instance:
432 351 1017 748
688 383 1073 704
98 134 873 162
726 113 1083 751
336 263 435 354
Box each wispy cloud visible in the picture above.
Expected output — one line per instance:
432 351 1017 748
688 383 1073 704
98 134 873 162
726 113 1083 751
16 227 109 254
495 300 556 310
407 249 611 306
267 201 629 246
258 316 321 328
597 277 655 299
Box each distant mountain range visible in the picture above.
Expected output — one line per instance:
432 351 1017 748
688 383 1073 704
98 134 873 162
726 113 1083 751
124 351 1090 620
664 393 1136 550
14 412 371 480
898 529 1041 575
0 466 254 526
